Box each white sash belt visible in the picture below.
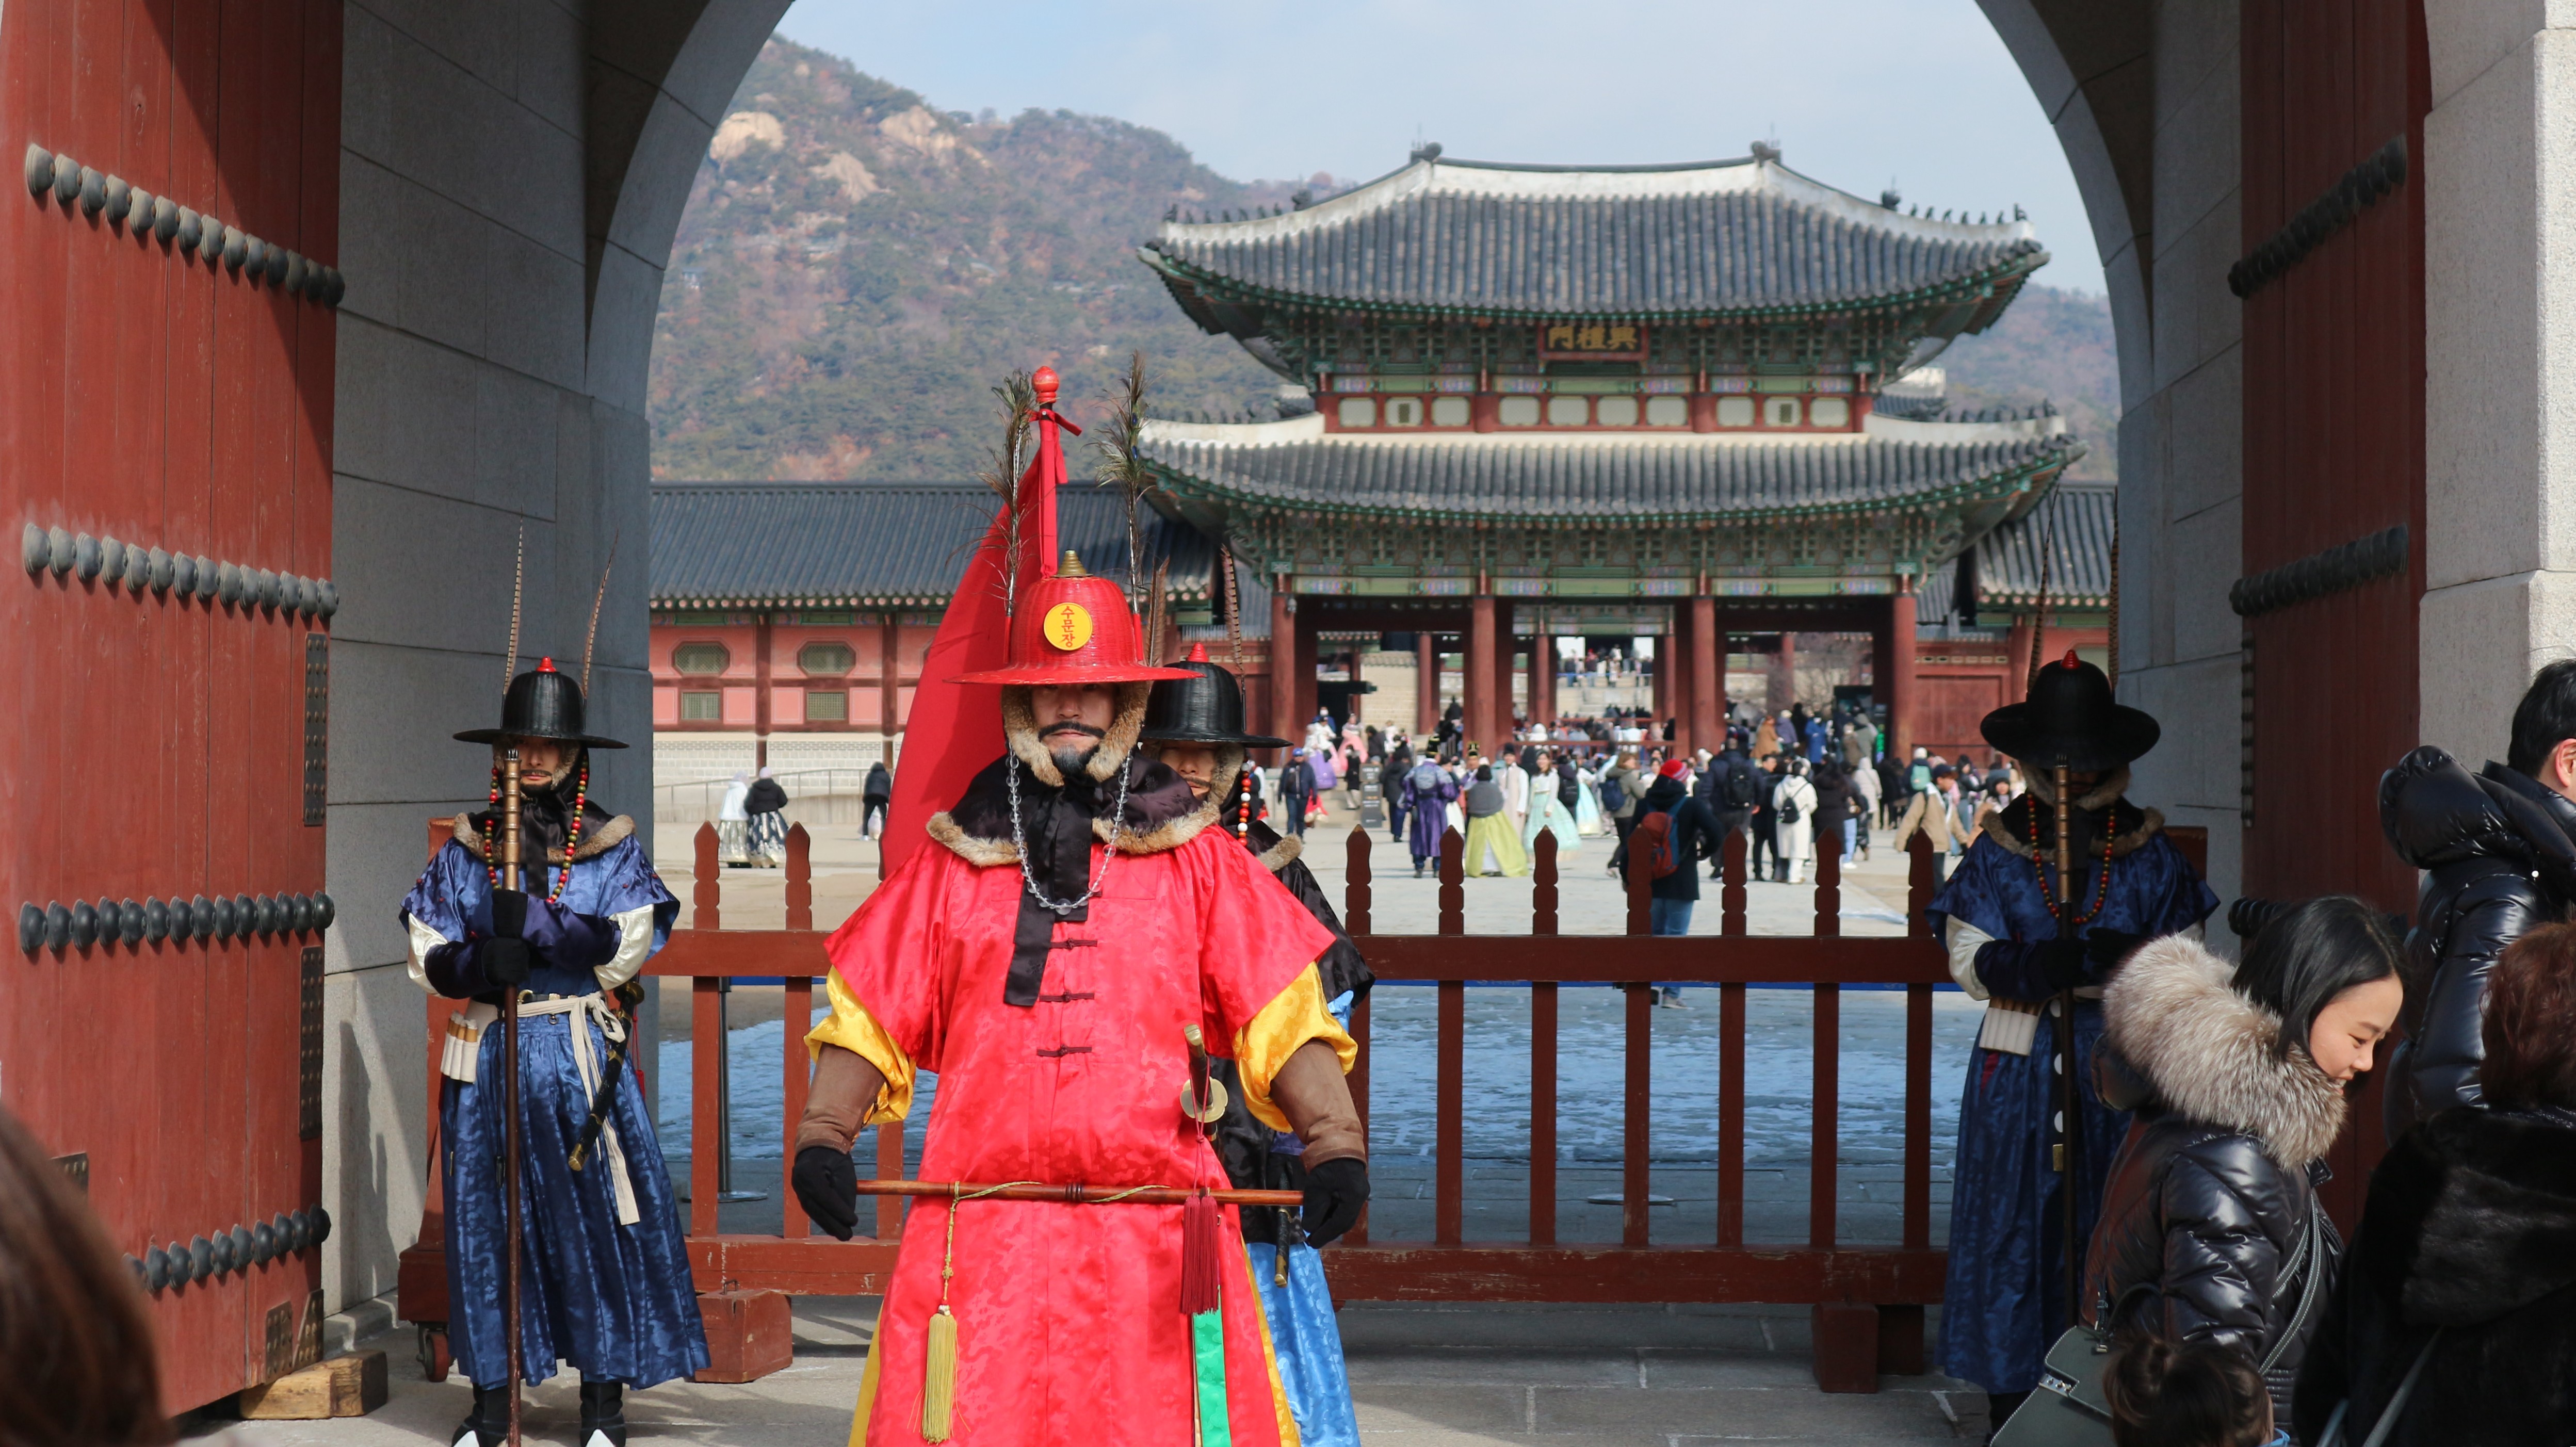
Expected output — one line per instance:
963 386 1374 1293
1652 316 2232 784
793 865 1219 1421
441 993 641 1226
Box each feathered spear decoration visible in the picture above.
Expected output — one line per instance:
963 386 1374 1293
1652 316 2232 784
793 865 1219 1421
1092 351 1154 609
978 371 1039 616
580 530 620 699
503 525 525 696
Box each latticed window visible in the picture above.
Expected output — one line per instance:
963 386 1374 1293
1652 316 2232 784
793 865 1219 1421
805 690 848 722
679 691 721 721
799 641 856 675
673 642 730 675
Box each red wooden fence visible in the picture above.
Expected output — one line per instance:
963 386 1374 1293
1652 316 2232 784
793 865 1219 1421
642 818 1959 1389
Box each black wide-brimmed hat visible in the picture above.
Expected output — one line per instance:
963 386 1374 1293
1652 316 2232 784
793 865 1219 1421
455 657 628 750
1139 644 1291 748
1979 650 2158 772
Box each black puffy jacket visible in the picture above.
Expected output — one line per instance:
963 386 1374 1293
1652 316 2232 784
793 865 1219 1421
2378 747 2576 1134
2082 934 2350 1420
2293 1105 2576 1447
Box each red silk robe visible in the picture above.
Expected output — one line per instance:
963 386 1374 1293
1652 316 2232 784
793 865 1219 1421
821 821 1340 1446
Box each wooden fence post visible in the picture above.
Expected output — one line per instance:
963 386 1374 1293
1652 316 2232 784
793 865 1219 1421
692 822 722 931
1344 827 1371 937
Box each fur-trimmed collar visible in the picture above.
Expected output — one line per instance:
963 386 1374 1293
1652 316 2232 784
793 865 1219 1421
451 810 634 864
999 682 1151 787
1979 766 2164 860
1240 814 1303 874
2104 934 2348 1167
926 752 1215 866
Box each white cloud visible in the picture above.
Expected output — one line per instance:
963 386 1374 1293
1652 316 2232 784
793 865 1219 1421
774 0 2102 295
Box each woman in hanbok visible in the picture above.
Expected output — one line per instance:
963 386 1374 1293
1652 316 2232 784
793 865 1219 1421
1521 750 1583 858
1573 758 1606 837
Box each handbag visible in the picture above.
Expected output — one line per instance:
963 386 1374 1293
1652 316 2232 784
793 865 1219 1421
1996 1197 2334 1446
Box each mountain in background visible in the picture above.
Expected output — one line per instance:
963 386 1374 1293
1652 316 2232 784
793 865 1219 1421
650 36 2121 483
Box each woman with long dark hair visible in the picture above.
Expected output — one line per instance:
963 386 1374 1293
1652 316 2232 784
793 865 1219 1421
0 1104 170 1445
2293 922 2576 1446
2077 896 2404 1432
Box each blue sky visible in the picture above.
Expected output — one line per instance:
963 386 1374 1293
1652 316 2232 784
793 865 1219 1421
773 0 2104 296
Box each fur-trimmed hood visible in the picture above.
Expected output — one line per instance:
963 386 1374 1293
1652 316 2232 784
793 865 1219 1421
999 681 1151 788
2104 933 2348 1167
452 807 633 864
1979 765 2166 860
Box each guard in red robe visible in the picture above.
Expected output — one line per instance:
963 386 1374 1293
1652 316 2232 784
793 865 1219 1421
790 554 1372 1447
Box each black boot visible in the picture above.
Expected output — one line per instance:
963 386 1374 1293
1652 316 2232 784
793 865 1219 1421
451 1384 508 1447
579 1379 627 1447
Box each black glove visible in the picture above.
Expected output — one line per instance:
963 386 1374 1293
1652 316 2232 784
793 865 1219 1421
481 937 532 988
2034 938 2092 994
2084 930 2146 975
794 1145 858 1241
490 888 530 939
1300 1157 1369 1247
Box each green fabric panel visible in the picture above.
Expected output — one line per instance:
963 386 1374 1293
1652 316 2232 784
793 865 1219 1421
1192 1310 1232 1447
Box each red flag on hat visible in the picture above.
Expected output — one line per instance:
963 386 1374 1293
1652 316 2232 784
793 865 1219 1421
879 370 1070 878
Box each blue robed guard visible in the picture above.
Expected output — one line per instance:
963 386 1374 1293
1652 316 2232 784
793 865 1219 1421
402 654 705 1447
1925 653 2216 1434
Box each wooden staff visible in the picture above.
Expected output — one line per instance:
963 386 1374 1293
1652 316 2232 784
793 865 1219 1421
850 1180 1302 1208
2052 760 2080 1329
498 747 525 1447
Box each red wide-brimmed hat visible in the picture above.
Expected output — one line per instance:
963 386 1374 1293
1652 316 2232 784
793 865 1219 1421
949 551 1198 687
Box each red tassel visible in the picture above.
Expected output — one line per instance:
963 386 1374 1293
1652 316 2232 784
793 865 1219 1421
1178 1192 1223 1315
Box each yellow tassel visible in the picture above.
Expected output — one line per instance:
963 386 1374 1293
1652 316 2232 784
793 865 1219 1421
921 1306 958 1442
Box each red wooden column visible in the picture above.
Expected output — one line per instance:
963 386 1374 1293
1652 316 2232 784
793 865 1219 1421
1467 594 1497 755
1776 630 1798 713
1528 631 1552 727
1416 631 1440 736
1652 609 1674 734
1270 582 1299 751
754 611 775 768
1886 581 1918 758
1348 649 1366 723
1690 594 1722 756
1293 609 1320 733
878 613 901 737
1666 601 1693 752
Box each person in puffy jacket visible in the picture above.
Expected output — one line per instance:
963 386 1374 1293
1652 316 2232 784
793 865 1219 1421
2377 660 2576 1134
2293 921 2576 1447
2078 897 2404 1433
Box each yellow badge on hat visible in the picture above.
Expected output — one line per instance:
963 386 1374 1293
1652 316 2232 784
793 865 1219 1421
1042 601 1093 652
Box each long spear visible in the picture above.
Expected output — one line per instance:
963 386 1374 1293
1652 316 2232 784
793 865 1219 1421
2052 759 2080 1330
498 747 526 1447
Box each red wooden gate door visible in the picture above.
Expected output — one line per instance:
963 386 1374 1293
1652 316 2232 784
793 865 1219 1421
0 0 342 1413
2239 0 2427 1224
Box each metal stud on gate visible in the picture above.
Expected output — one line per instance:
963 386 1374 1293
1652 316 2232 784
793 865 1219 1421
317 580 339 617
315 893 336 930
287 895 312 933
240 236 266 275
189 1235 214 1281
194 556 217 601
233 893 254 933
211 897 237 940
144 897 169 942
148 548 172 592
17 904 40 953
124 189 150 233
169 553 195 595
197 218 223 263
96 899 121 941
77 167 103 216
120 899 142 945
144 1245 171 1291
174 207 200 250
282 252 304 293
216 562 241 605
72 532 98 581
255 568 279 609
22 143 52 196
252 895 275 935
231 1225 254 1267
253 1220 276 1263
68 901 96 948
152 196 178 242
105 176 131 222
51 153 79 205
223 229 246 270
46 527 71 577
263 247 287 286
98 536 123 581
20 524 43 575
124 547 149 593
43 902 69 952
190 895 214 941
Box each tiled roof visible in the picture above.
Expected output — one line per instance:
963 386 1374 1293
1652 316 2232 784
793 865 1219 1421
649 482 1214 608
1972 480 2114 605
1136 414 2083 524
1142 155 2046 319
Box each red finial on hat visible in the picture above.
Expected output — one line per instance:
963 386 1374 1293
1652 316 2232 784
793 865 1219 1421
538 656 557 672
1188 642 1209 662
2060 648 2080 669
1033 365 1059 405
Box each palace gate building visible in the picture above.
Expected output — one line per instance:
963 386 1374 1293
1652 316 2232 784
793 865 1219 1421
1132 150 2088 758
1 0 2564 1410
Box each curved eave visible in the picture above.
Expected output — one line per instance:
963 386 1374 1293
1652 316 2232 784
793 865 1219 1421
1137 445 2083 532
1135 244 2051 328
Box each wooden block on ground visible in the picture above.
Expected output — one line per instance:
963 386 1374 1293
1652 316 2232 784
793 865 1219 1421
1876 1302 1926 1376
238 1350 389 1419
1810 1302 1881 1394
694 1289 795 1384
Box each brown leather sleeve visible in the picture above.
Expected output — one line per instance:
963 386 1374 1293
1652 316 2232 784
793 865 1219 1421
795 1044 886 1155
1269 1037 1365 1166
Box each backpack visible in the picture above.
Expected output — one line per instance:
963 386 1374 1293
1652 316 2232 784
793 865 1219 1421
1721 761 1761 811
1633 807 1682 880
1776 781 1804 826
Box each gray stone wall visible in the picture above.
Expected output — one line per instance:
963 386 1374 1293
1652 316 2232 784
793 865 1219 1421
318 0 784 1316
2420 5 2576 761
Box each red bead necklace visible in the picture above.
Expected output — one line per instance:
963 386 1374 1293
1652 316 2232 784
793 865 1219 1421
2027 794 2115 927
1234 768 1254 842
482 757 589 903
